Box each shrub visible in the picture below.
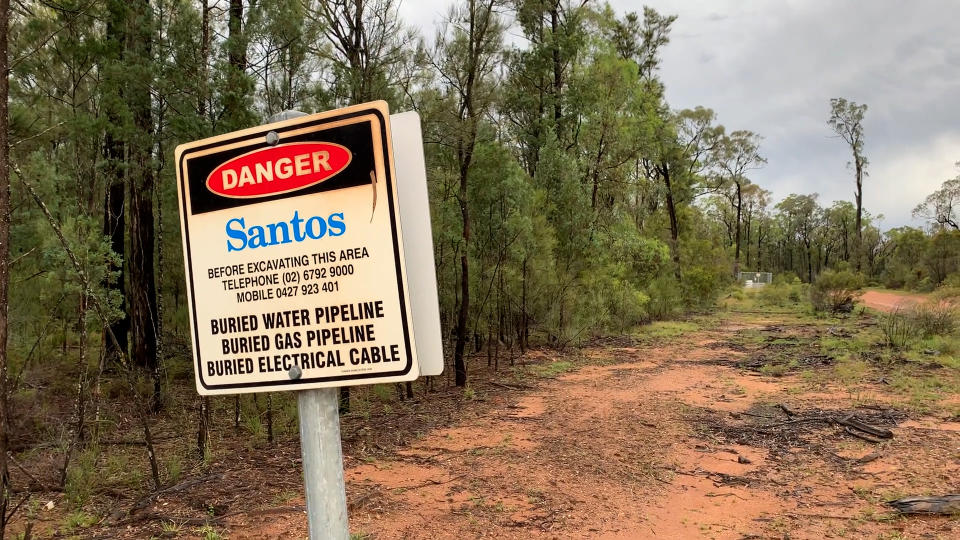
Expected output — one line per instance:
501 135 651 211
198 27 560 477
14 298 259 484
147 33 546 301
809 269 863 313
916 277 936 293
773 272 800 286
647 276 682 320
878 308 920 349
757 284 790 307
681 266 725 310
910 302 957 337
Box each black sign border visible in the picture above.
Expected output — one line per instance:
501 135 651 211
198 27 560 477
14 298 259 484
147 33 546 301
178 105 414 391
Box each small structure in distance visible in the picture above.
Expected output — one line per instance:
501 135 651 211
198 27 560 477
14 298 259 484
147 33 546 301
739 271 772 288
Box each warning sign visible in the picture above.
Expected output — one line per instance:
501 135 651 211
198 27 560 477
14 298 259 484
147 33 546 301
175 101 419 395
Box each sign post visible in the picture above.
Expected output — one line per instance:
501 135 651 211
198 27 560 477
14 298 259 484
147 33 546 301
298 387 348 538
174 102 441 538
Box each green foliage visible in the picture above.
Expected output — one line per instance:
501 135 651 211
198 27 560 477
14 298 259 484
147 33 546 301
907 303 957 338
878 309 920 350
531 360 576 378
810 269 864 312
196 525 224 540
12 4 960 526
60 511 98 535
65 448 100 507
757 282 802 307
646 277 683 320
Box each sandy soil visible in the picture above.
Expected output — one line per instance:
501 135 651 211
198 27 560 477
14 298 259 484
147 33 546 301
860 290 928 312
39 310 953 539
223 314 958 539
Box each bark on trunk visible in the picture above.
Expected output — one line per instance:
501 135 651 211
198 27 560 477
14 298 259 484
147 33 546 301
127 0 159 409
855 161 863 271
550 3 561 137
103 1 129 361
733 182 743 277
662 163 682 281
0 0 12 532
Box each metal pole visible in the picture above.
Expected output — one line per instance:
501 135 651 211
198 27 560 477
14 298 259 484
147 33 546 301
273 109 349 538
298 387 349 539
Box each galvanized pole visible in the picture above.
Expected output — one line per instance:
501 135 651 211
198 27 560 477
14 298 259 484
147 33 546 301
267 110 349 539
297 387 349 539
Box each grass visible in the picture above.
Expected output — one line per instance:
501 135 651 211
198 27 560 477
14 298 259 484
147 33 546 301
723 284 960 414
60 511 98 535
530 360 576 378
196 525 223 540
65 448 99 507
634 320 701 341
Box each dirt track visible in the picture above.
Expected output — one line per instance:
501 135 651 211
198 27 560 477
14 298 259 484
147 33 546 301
225 312 959 539
860 290 927 312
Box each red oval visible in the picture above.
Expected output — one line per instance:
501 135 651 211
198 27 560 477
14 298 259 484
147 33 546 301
205 142 352 198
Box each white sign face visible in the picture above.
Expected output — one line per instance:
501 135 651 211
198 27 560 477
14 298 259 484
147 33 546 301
175 101 419 395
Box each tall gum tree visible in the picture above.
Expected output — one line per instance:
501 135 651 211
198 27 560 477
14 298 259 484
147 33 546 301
828 97 868 270
715 130 765 277
433 0 504 386
0 0 10 534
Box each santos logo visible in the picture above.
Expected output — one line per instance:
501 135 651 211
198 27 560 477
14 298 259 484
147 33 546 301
226 211 346 252
206 142 352 199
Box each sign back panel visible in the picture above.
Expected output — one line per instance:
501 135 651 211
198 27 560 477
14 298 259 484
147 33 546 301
175 101 419 395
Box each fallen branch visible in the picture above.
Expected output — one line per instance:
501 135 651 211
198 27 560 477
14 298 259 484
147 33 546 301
115 505 307 527
111 473 224 522
489 381 533 391
7 452 51 492
835 415 893 439
887 495 960 515
100 436 177 446
843 427 883 444
394 474 465 494
778 403 797 417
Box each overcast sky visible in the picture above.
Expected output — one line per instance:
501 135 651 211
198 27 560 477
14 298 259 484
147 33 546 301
399 0 960 229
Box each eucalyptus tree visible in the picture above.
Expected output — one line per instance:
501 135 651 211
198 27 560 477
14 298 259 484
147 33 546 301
433 0 504 386
308 0 417 108
827 97 868 269
715 130 765 276
740 183 771 270
246 0 324 116
776 194 821 282
821 201 857 265
0 0 10 534
913 164 960 231
644 106 723 280
611 6 676 83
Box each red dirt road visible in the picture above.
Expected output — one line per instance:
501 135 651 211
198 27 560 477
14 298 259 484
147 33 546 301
860 290 927 312
226 315 958 539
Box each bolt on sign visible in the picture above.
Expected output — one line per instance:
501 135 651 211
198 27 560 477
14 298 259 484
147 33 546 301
175 101 421 394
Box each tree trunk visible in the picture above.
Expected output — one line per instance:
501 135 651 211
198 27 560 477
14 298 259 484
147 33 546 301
0 0 11 532
550 3 561 137
733 182 743 277
197 396 210 458
454 189 470 386
756 221 764 272
127 0 159 409
196 0 212 457
662 163 682 281
223 0 249 130
103 0 129 362
855 161 863 271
